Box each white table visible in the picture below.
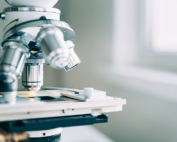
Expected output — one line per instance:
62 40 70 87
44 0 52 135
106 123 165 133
61 126 114 142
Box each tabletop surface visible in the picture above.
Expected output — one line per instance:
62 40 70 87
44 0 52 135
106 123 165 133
61 126 114 142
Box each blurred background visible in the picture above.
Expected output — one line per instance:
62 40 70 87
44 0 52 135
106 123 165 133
2 0 177 142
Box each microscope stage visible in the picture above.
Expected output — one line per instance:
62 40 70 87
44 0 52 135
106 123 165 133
0 90 126 122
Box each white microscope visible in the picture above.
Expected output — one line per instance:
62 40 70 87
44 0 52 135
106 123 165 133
0 0 126 142
0 0 80 91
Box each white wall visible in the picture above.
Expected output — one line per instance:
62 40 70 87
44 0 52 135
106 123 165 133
59 0 114 88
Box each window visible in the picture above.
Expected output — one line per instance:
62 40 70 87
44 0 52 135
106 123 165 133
110 0 177 98
145 0 177 52
113 0 177 71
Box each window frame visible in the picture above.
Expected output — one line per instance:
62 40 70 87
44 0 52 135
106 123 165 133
138 0 177 71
